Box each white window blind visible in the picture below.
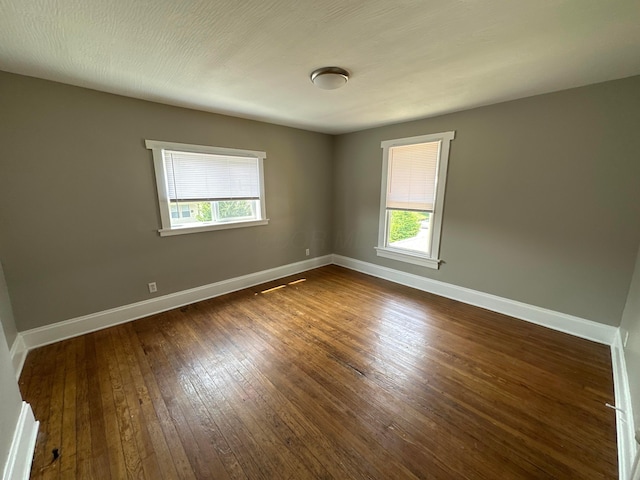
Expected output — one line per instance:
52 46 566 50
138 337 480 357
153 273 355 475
386 141 440 212
164 150 260 202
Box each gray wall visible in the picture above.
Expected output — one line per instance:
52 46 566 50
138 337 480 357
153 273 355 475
621 244 640 433
0 280 23 473
2 69 639 332
0 71 334 331
333 76 640 326
0 262 18 348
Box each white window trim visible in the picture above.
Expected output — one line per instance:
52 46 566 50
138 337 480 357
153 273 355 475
376 131 455 269
145 139 269 237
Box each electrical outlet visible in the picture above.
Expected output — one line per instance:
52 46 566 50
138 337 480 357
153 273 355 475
305 248 310 256
148 282 157 293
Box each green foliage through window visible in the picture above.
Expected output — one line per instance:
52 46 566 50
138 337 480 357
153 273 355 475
389 211 428 243
218 200 252 219
195 200 253 222
195 202 212 222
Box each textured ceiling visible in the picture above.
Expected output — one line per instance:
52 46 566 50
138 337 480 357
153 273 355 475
0 0 639 134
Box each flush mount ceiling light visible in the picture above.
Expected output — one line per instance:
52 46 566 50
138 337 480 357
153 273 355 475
310 67 349 90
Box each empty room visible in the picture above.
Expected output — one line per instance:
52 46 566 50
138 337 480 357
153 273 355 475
1 1 640 479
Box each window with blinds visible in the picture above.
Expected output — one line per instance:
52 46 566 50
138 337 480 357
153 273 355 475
376 131 455 269
164 151 260 203
386 141 440 212
145 140 268 236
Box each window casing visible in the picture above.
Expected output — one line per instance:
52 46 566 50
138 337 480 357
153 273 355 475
376 131 455 269
145 140 268 236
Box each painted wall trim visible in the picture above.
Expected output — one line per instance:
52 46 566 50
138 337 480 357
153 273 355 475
9 335 27 381
15 255 332 369
333 255 633 478
13 253 618 375
611 330 637 480
7 253 630 478
2 402 38 480
332 254 617 345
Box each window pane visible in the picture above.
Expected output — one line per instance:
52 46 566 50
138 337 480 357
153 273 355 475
164 151 260 201
146 139 268 234
213 200 258 222
195 202 213 222
386 210 431 254
169 200 258 227
387 141 439 211
169 202 198 226
181 204 191 218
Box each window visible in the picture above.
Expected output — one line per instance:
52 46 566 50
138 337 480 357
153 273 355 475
170 204 192 219
376 131 455 269
145 140 268 236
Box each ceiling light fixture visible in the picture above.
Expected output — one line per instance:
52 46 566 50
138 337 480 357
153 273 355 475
310 67 349 90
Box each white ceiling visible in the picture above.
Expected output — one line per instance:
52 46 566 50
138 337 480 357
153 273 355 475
1 0 639 134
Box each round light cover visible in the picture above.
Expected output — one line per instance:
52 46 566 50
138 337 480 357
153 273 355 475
310 67 349 90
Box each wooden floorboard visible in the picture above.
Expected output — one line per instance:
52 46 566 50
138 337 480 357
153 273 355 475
21 265 618 479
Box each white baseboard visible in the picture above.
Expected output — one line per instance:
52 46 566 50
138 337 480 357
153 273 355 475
2 402 38 480
17 255 332 362
333 255 634 478
9 253 631 478
15 252 616 369
333 255 632 478
9 335 27 381
611 330 637 480
332 254 617 345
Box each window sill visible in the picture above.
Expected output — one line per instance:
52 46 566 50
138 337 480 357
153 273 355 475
159 219 269 237
375 247 441 269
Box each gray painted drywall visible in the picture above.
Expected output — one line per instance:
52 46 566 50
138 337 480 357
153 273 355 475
1 69 639 332
333 76 640 326
0 278 23 474
0 71 334 331
0 262 17 348
621 243 640 432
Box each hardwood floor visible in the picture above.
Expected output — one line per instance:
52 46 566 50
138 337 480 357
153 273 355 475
20 265 618 479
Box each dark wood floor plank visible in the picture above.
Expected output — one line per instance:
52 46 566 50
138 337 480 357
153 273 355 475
110 330 162 479
133 318 224 479
151 313 249 479
74 336 95 480
25 342 63 479
230 288 538 480
161 312 304 480
59 338 78 478
21 265 618 479
292 272 613 470
169 307 338 480
158 311 285 479
93 329 129 479
190 302 375 480
84 334 113 478
40 341 66 480
111 325 174 480
125 323 198 480
255 283 541 475
227 292 454 479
